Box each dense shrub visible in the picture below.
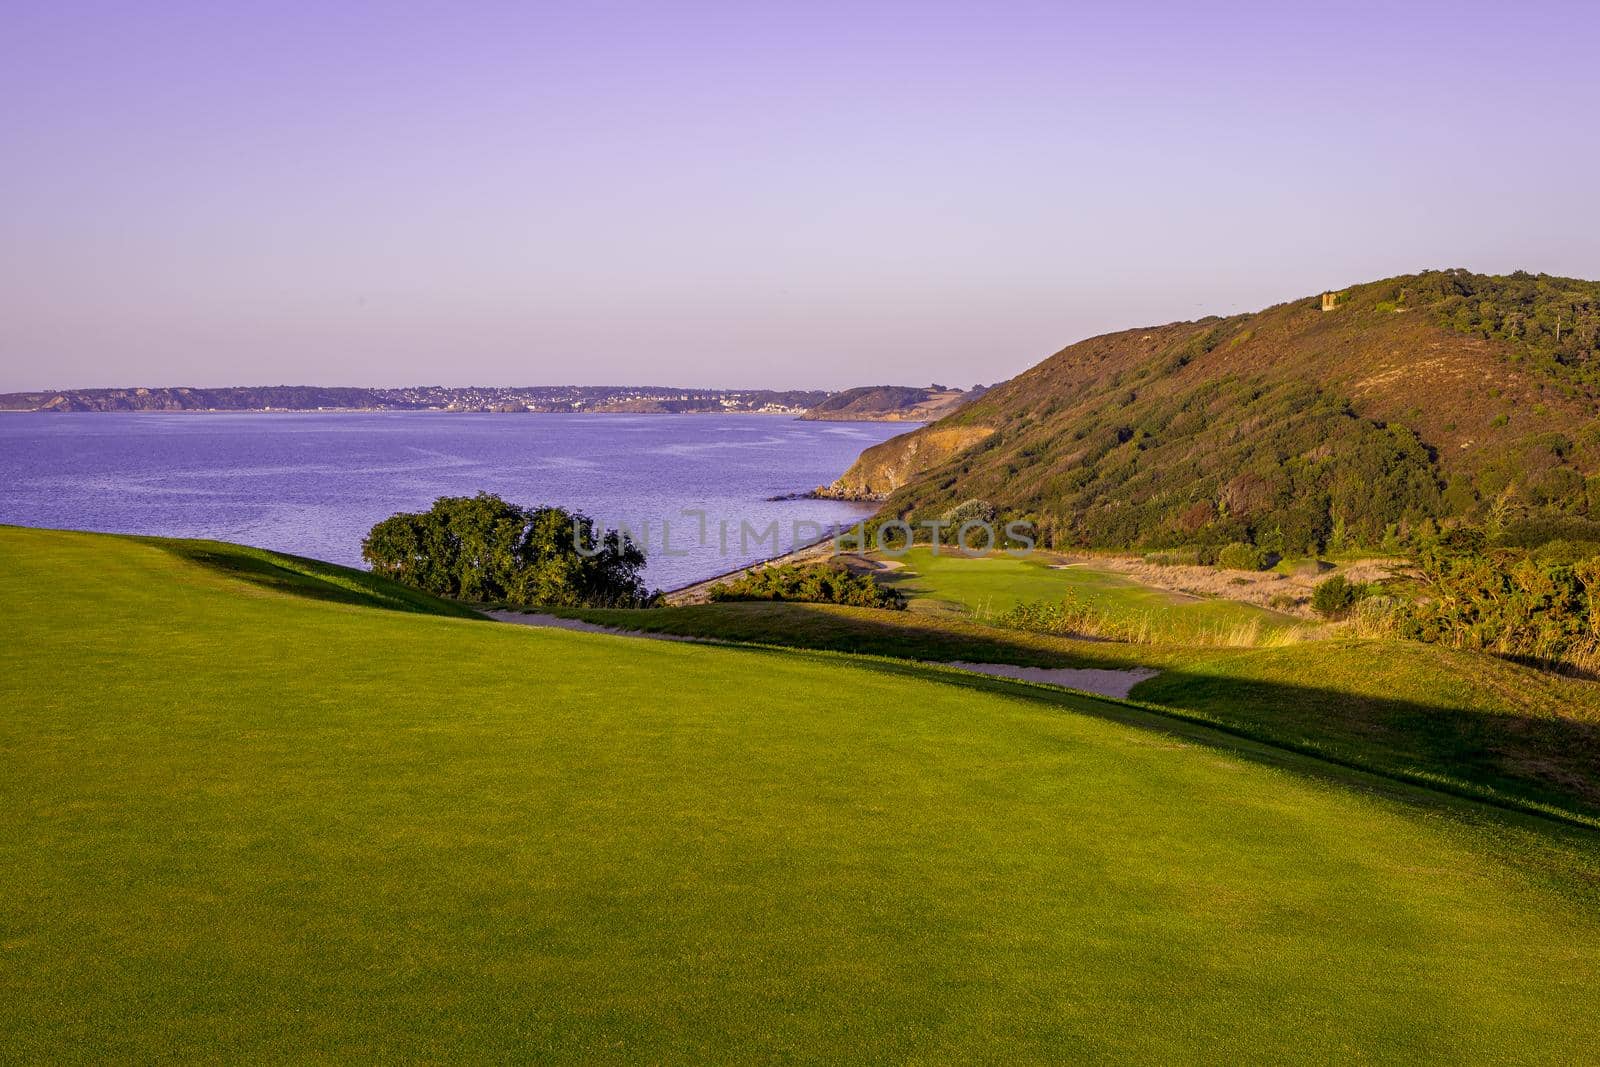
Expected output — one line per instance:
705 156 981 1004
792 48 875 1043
363 493 653 608
1533 539 1600 565
891 373 1456 554
1217 542 1270 571
1395 546 1600 672
940 498 996 526
707 562 906 610
1143 548 1202 567
928 499 999 545
1494 515 1600 548
1310 575 1368 617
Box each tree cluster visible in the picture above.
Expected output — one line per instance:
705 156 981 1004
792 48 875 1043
362 493 654 608
1413 269 1600 393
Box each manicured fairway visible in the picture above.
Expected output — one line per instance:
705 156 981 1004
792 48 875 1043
886 547 1296 638
4 527 1600 1061
569 599 1600 825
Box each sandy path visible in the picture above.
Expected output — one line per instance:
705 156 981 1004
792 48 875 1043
489 610 1156 698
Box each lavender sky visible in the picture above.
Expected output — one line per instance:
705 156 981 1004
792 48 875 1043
3 1 1597 391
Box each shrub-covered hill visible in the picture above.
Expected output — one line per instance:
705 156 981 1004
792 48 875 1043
838 269 1600 552
800 383 980 421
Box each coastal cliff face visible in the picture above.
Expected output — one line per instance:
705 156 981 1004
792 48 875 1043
819 424 997 500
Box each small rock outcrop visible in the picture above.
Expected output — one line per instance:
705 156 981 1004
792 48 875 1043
818 424 996 500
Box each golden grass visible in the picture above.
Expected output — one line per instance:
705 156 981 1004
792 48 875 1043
993 595 1318 648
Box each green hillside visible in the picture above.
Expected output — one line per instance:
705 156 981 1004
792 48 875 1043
799 384 975 422
840 270 1600 552
7 526 1599 1059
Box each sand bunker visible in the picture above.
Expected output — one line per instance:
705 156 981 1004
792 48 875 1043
932 661 1158 698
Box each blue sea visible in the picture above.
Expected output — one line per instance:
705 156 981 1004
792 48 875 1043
0 412 909 589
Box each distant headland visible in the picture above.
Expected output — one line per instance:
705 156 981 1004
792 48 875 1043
0 382 988 421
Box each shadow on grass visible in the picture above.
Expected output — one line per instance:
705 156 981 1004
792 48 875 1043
1495 649 1600 683
1131 668 1600 824
836 652 1600 836
144 537 484 619
565 601 1600 832
566 601 1163 670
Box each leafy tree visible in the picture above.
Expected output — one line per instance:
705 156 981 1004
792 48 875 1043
362 493 653 608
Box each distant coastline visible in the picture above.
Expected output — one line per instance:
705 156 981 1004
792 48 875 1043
0 384 823 416
0 406 820 417
0 382 984 421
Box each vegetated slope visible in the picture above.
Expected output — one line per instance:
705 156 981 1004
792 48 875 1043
839 270 1600 551
801 383 982 422
5 525 1600 1060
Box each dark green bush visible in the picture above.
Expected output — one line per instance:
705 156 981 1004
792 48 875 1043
1311 575 1367 617
1419 269 1600 391
1495 515 1600 548
707 562 906 610
1395 546 1600 672
1217 542 1269 571
1143 548 1202 567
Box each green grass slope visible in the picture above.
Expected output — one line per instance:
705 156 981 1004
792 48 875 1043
133 533 486 618
575 561 1600 825
4 527 1600 1060
846 269 1600 550
1135 638 1600 824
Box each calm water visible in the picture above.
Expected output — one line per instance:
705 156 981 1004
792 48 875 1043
0 412 908 589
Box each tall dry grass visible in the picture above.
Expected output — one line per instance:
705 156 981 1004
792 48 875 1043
1345 596 1404 638
994 597 1315 648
